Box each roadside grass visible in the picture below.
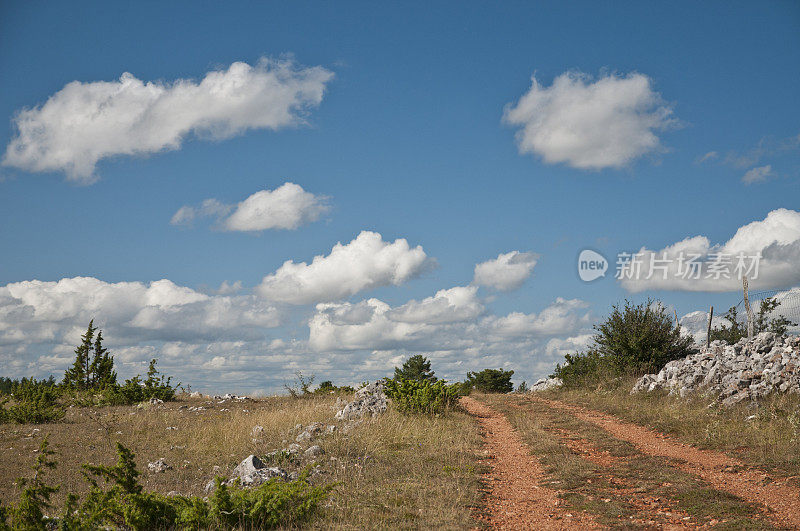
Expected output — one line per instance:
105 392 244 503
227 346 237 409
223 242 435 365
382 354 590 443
545 376 800 484
478 393 775 529
0 393 482 529
318 406 482 528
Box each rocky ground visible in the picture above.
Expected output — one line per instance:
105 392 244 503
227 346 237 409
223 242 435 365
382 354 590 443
632 332 800 406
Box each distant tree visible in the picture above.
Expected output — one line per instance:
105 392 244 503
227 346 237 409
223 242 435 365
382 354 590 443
465 368 514 393
63 321 117 391
63 321 96 390
394 355 436 382
90 331 117 389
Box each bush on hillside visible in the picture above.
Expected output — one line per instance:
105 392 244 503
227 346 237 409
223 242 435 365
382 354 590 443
384 378 461 415
464 368 514 393
0 378 65 424
106 359 178 405
553 299 696 387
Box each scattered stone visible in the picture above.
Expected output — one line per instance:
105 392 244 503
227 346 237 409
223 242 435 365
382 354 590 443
529 377 563 392
295 422 324 443
632 332 800 405
167 491 180 497
149 397 164 405
304 445 325 458
228 454 289 487
189 391 203 398
335 381 388 420
147 458 171 473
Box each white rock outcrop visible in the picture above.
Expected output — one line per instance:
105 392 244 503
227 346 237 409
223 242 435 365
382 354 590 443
334 381 388 420
632 332 800 406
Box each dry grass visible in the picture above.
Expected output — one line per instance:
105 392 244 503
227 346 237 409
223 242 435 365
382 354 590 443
0 393 482 529
547 377 800 483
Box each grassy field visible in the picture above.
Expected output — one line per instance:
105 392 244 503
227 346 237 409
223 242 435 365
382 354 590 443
0 393 483 529
543 376 800 485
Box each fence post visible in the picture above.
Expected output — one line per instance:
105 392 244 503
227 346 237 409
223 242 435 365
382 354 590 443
743 276 754 340
706 305 713 346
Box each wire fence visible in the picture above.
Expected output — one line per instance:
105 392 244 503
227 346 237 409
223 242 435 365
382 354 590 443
735 287 800 335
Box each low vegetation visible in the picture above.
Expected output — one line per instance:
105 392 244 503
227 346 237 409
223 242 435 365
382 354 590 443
0 436 332 530
710 296 796 344
383 378 462 414
553 298 696 388
0 321 178 424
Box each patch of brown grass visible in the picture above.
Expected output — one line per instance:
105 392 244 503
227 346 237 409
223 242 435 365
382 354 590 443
0 394 482 529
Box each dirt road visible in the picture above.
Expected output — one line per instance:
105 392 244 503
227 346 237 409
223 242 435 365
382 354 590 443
465 395 800 530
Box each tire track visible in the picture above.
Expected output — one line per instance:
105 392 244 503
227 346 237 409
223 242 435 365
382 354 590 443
460 396 599 529
534 396 800 529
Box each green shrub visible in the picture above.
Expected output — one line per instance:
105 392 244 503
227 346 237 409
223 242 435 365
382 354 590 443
0 379 65 424
593 299 695 373
384 378 461 414
0 436 59 530
711 297 796 344
552 350 618 388
104 359 178 405
464 368 514 393
0 441 333 530
553 299 696 388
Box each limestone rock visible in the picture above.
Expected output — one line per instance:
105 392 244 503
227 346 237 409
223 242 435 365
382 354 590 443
335 381 388 420
631 333 800 406
529 377 563 392
147 458 171 473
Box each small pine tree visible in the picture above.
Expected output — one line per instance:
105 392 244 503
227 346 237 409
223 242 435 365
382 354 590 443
63 321 96 390
394 355 436 382
90 331 117 389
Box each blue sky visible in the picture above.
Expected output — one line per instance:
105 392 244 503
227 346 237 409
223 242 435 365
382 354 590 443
1 1 799 393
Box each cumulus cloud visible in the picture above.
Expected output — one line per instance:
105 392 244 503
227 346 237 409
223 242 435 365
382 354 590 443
619 208 800 292
171 183 329 231
309 291 589 353
256 231 433 304
3 58 334 182
503 71 675 170
0 277 286 389
0 274 598 393
741 165 772 185
473 251 539 291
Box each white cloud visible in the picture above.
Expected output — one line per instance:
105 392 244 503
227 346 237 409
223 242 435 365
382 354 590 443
544 334 593 359
388 286 484 324
678 310 731 345
172 183 329 232
3 58 334 182
696 151 719 164
483 298 591 339
256 231 433 304
473 251 538 291
0 276 290 391
503 71 675 170
309 292 589 353
742 165 772 185
619 208 800 292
